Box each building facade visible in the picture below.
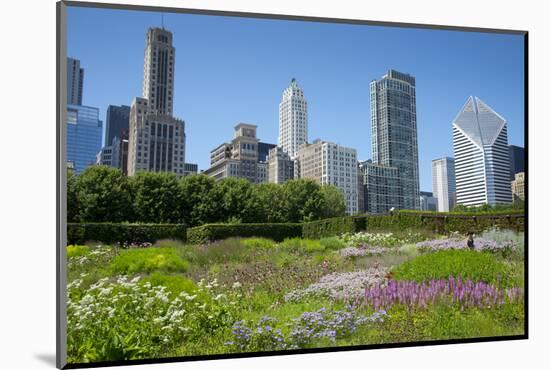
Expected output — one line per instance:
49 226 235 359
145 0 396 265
511 172 525 201
420 191 438 212
509 145 525 181
359 160 401 214
67 104 103 174
204 124 270 184
278 78 308 158
267 146 294 184
432 157 456 212
105 105 131 147
453 96 513 207
183 163 198 177
67 57 84 105
370 69 420 210
128 27 186 176
258 142 277 162
295 140 358 215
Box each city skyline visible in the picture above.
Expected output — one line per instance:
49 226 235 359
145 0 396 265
67 6 525 191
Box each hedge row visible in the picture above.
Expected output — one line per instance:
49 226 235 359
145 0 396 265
67 223 187 245
302 216 366 239
187 223 303 244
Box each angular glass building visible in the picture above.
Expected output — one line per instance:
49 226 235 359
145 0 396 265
370 69 420 210
452 96 512 206
67 104 103 174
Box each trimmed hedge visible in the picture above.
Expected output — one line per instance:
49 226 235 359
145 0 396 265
302 216 367 239
187 223 302 244
67 223 187 245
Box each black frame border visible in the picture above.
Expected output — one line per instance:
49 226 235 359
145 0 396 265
56 1 529 369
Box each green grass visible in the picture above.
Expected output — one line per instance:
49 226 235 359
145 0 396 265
67 245 90 258
109 247 189 275
391 249 519 287
140 273 197 298
241 237 277 250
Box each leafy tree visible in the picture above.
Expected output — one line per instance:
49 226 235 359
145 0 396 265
75 166 132 222
179 174 219 227
252 183 286 223
67 170 79 222
212 178 258 223
319 185 347 218
281 179 325 222
129 171 182 223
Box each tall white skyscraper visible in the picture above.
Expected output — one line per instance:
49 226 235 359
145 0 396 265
432 157 456 212
67 57 84 105
128 27 186 176
370 69 420 210
278 78 308 158
452 96 512 207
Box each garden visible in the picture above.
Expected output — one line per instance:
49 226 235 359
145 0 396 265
66 225 525 363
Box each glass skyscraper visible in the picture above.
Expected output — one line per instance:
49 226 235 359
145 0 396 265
67 104 103 174
370 69 420 210
105 105 131 146
452 96 512 206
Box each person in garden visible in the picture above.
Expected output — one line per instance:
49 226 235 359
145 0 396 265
467 232 475 250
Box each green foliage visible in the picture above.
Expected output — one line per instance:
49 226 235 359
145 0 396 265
73 166 132 222
187 223 302 244
252 183 287 223
279 238 325 254
66 245 90 258
452 200 524 213
109 247 189 275
67 223 186 245
129 171 182 223
140 273 197 298
67 170 80 222
302 216 365 239
392 250 519 287
212 178 258 223
179 174 219 227
240 237 277 250
319 236 345 250
319 185 347 219
281 179 326 222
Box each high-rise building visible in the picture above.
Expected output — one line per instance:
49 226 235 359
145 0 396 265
295 140 358 215
432 157 456 212
128 27 186 176
419 191 438 212
258 142 277 162
511 172 525 201
67 104 103 174
278 78 308 158
452 96 513 207
204 123 269 184
267 146 294 184
183 163 198 177
105 105 131 147
67 57 84 105
509 145 525 181
370 69 420 210
359 160 401 214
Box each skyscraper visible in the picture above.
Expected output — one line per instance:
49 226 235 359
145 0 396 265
67 104 103 174
370 69 420 210
128 27 186 176
419 191 438 212
267 146 294 184
278 78 308 158
67 57 84 105
432 157 456 212
105 105 131 147
359 160 401 214
452 96 512 207
509 145 525 181
295 140 358 215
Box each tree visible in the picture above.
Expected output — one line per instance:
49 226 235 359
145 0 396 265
67 170 79 222
281 179 325 222
75 166 132 222
319 185 347 218
179 174 219 227
252 183 286 223
129 171 182 223
212 177 257 223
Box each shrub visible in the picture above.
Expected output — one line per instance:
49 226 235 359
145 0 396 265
109 247 189 275
66 245 90 258
67 223 186 245
279 238 325 254
319 237 345 250
187 223 302 244
391 250 519 287
241 237 277 250
302 216 366 239
140 273 197 298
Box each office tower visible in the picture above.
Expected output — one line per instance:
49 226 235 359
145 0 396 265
183 163 198 177
511 172 525 201
419 191 438 212
105 105 131 147
453 96 513 206
509 145 525 181
96 138 118 167
128 27 186 176
432 157 456 212
258 142 277 162
205 123 268 183
67 104 103 174
295 140 358 215
359 160 401 214
267 146 294 184
278 78 308 158
67 57 84 105
370 69 420 210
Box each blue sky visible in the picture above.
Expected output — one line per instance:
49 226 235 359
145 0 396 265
67 6 525 192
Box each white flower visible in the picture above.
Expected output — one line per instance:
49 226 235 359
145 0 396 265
232 282 242 289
